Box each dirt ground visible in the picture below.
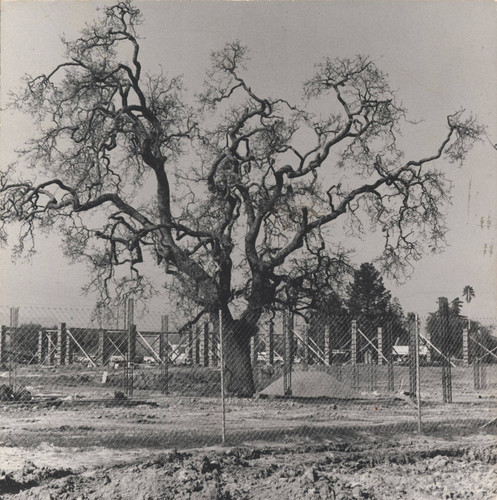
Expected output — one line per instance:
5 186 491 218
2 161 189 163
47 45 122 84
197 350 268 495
1 364 496 498
1 394 496 499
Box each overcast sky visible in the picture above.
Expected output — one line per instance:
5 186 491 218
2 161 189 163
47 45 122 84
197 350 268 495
1 0 496 319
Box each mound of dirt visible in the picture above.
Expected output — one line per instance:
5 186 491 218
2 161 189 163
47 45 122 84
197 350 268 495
259 368 361 399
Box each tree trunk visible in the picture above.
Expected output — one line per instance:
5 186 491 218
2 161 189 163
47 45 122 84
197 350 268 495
222 318 256 397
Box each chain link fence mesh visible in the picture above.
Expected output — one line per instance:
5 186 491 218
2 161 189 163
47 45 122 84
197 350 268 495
1 304 495 449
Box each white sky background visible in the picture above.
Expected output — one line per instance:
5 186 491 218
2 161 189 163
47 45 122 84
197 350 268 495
1 0 496 318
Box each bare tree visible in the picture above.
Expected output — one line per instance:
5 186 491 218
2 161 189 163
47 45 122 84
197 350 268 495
0 2 483 395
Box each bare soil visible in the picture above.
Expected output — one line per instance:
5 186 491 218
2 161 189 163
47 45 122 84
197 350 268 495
1 396 496 499
0 364 496 498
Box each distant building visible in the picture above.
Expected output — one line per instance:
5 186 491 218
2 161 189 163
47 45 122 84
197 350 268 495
392 345 428 363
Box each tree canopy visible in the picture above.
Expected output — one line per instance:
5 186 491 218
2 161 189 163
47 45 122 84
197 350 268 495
347 263 391 320
0 1 484 394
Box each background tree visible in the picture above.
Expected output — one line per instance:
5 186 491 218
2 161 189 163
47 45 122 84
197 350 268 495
347 263 391 320
346 262 405 361
450 297 463 316
0 2 483 395
427 295 494 361
427 297 462 359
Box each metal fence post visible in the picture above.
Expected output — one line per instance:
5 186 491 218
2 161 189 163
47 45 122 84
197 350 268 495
415 314 422 433
387 357 395 392
302 321 309 365
408 313 417 398
351 320 358 389
219 309 226 444
474 354 481 390
439 298 452 403
283 310 293 396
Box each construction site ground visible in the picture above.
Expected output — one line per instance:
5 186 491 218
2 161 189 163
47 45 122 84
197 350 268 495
0 364 496 499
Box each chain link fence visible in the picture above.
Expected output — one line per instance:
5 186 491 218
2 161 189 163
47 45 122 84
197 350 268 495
1 303 495 449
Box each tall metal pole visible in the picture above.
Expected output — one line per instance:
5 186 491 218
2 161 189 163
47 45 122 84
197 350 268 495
219 309 226 444
415 314 422 433
161 315 169 394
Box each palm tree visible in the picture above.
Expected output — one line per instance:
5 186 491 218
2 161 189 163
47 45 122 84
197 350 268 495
462 285 475 330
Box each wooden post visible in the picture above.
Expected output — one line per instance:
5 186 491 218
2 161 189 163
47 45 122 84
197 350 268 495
98 329 108 366
160 315 169 394
127 325 137 365
462 327 469 366
324 323 332 366
194 324 200 365
267 320 274 365
209 315 218 367
48 331 56 365
351 320 358 389
377 327 383 365
65 329 73 364
9 308 19 363
387 320 394 391
125 298 136 397
187 327 193 364
250 335 256 366
56 323 67 366
37 330 45 364
125 298 136 362
0 326 6 365
202 321 210 367
9 307 19 328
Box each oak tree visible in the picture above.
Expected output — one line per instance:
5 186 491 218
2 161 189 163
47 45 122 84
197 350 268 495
0 2 483 395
